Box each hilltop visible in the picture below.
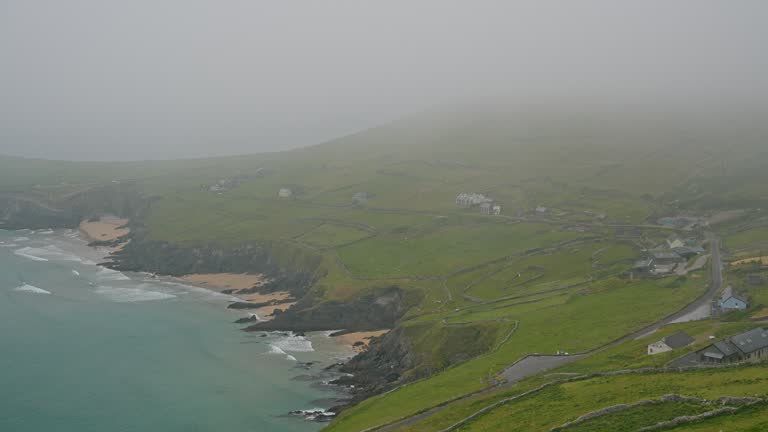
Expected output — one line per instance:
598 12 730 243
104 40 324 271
2 105 768 430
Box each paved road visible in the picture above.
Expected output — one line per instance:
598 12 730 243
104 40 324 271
373 234 724 431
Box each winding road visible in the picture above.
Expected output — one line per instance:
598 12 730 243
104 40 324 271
372 233 724 431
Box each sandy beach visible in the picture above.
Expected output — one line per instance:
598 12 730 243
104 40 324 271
334 330 390 351
179 273 268 292
79 216 130 242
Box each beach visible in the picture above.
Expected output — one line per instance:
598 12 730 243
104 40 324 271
334 330 390 351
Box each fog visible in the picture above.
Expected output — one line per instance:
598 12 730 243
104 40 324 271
1 0 767 161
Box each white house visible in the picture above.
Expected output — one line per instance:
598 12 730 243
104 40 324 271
278 188 293 198
647 331 695 355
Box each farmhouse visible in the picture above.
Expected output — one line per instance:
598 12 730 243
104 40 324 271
699 341 743 364
492 204 502 215
535 206 548 215
650 251 684 265
647 331 695 355
719 286 748 310
352 192 371 204
456 193 492 207
673 246 705 259
278 187 293 198
666 235 685 249
730 327 768 362
674 328 768 366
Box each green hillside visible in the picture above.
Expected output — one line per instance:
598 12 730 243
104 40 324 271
3 107 768 431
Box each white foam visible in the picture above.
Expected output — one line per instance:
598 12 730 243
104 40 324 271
267 344 298 361
13 245 86 262
72 270 80 276
95 286 176 303
96 267 131 281
14 248 49 261
14 284 52 294
0 243 19 248
37 229 54 235
13 237 30 242
271 334 314 353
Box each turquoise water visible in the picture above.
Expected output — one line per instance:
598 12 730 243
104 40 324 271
0 229 347 432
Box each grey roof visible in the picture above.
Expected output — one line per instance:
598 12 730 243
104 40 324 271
663 332 695 349
713 340 740 357
633 259 653 269
721 286 748 304
650 251 682 260
730 328 768 355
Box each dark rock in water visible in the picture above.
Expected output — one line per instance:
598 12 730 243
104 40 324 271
353 341 365 347
220 289 236 294
227 302 262 310
234 315 259 324
260 333 267 337
289 409 337 422
294 331 306 337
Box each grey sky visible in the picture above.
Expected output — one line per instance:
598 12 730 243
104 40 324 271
1 0 767 160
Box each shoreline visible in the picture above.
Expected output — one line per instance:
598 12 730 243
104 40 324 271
79 216 130 253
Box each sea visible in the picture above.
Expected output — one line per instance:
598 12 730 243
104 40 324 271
0 228 350 432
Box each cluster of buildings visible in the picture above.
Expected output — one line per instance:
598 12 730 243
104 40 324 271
278 187 293 198
657 216 706 231
203 177 243 194
668 327 768 367
630 235 706 277
455 193 502 215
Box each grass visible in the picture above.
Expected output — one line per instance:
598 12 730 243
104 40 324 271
561 401 713 432
450 365 768 431
5 109 768 431
326 276 707 432
337 223 581 278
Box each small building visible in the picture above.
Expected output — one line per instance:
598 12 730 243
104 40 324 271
647 331 695 355
492 204 502 216
632 259 653 274
719 286 748 310
479 202 492 215
650 251 684 265
730 327 768 362
666 235 685 249
699 340 742 364
456 193 492 207
670 327 768 366
352 192 371 205
278 188 293 198
535 206 548 215
672 246 703 259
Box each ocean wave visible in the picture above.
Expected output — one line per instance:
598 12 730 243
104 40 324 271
13 236 30 242
37 229 54 235
160 281 239 302
272 334 314 353
267 344 298 361
13 248 49 261
0 243 19 248
14 284 52 294
72 270 80 276
96 268 131 281
95 286 176 303
13 245 87 263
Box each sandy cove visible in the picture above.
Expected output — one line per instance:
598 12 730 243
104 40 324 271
179 273 294 320
79 216 130 253
334 330 390 351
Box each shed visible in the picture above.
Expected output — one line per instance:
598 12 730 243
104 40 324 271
647 331 695 355
278 188 293 198
719 286 748 310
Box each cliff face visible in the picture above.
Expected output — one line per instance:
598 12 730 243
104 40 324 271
0 183 146 230
244 286 414 332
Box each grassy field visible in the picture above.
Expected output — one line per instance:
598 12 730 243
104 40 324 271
4 108 768 431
